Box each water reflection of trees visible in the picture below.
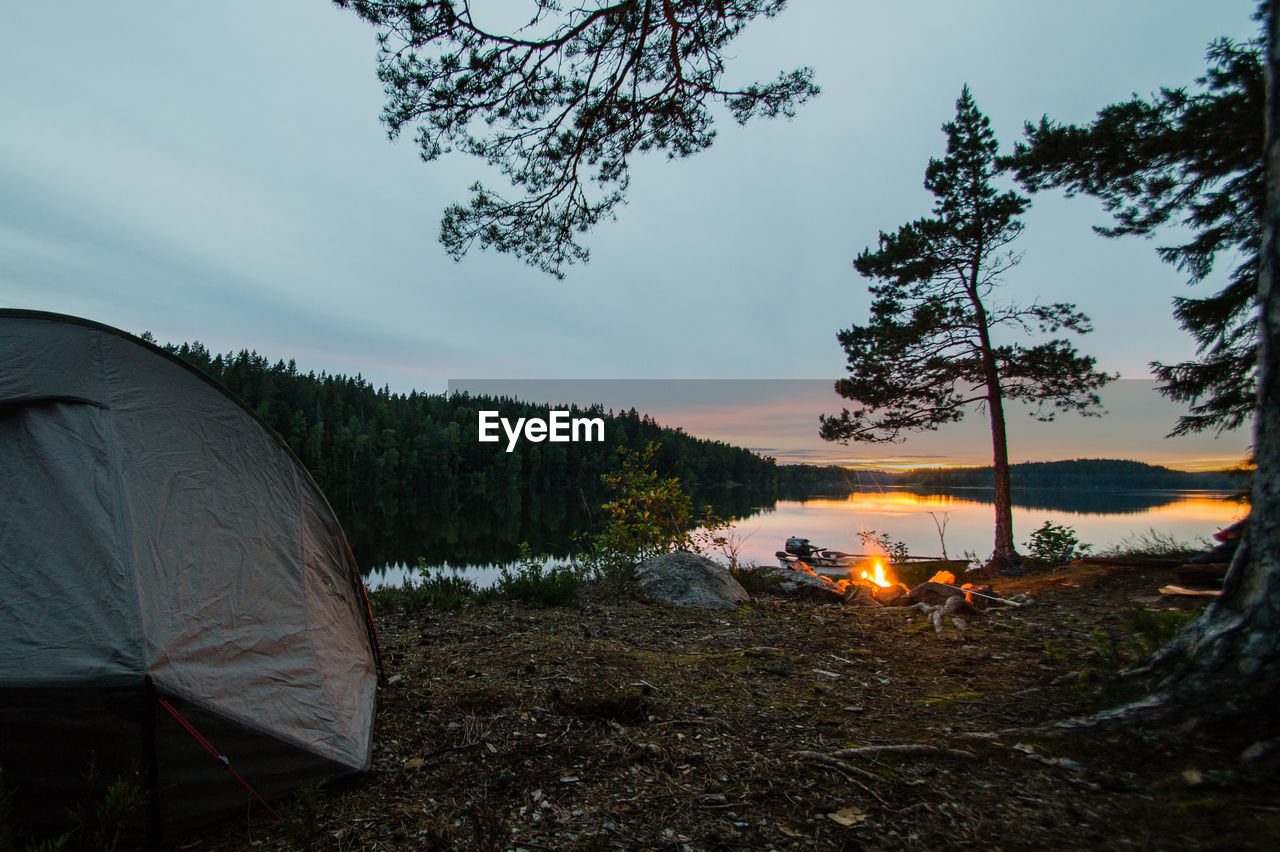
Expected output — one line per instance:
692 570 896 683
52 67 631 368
355 483 1238 576
354 481 777 575
870 486 1235 516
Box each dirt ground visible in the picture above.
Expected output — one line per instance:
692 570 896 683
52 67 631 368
197 563 1280 850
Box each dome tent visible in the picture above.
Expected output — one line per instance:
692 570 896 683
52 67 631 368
0 310 379 843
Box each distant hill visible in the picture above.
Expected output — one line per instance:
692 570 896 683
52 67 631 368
780 458 1245 493
897 458 1244 491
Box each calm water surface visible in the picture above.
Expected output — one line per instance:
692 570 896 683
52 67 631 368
366 486 1245 588
718 488 1245 568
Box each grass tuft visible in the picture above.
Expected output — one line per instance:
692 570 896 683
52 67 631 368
1097 528 1206 559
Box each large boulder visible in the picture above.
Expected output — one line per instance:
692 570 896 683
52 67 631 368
636 552 750 610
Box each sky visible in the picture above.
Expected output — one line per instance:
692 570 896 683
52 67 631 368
453 378 1248 471
0 1 1259 470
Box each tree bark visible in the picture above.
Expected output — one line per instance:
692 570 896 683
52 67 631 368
1257 0 1280 657
985 383 1016 558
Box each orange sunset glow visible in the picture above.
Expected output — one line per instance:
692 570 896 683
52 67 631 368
635 382 1250 474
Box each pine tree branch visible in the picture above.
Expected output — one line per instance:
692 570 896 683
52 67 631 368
337 0 818 275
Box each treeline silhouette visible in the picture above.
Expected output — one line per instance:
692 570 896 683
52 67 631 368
775 459 1241 497
895 458 1243 491
160 341 777 566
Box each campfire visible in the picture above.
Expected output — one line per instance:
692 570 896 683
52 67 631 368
838 562 980 604
771 537 1033 631
840 559 910 606
860 561 892 588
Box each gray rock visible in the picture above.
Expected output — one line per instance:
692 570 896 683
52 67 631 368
636 551 749 610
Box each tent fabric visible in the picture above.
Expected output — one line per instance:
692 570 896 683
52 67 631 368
0 310 378 840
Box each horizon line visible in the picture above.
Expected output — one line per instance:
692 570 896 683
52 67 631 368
762 455 1247 474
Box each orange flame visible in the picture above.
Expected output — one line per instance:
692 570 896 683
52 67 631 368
860 561 892 588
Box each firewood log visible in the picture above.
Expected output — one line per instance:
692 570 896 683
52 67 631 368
873 585 910 607
908 581 964 607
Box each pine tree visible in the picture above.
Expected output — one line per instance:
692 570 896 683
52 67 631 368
336 0 818 277
1069 4 1280 728
1004 36 1262 436
821 87 1114 560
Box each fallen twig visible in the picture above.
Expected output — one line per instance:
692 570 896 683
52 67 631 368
654 717 729 729
931 582 1030 607
793 750 885 783
793 750 889 805
833 744 978 760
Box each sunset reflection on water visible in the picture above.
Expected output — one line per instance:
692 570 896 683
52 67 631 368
719 488 1247 566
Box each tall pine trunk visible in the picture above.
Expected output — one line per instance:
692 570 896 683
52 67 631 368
968 277 1018 560
986 385 1016 558
1255 0 1280 692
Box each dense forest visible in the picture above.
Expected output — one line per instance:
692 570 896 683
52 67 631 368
157 340 777 567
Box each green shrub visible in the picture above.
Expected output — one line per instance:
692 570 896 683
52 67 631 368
1024 520 1091 564
86 775 146 852
597 443 730 560
570 531 636 599
493 544 579 607
0 780 24 852
596 443 698 564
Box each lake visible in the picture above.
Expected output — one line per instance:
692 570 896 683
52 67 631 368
714 487 1243 567
364 486 1246 588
